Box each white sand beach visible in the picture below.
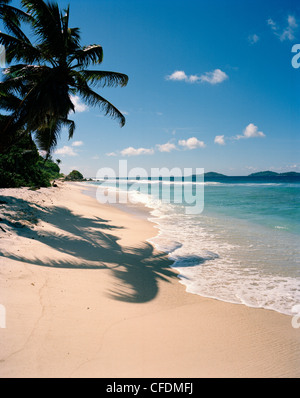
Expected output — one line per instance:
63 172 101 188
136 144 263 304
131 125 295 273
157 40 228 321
0 182 299 378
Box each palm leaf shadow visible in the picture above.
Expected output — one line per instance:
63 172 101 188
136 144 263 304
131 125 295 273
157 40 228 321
0 195 176 303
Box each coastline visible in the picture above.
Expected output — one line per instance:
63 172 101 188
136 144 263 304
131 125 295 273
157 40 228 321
0 182 299 378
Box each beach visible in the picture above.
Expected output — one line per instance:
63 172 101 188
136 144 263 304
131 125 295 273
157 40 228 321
0 182 299 378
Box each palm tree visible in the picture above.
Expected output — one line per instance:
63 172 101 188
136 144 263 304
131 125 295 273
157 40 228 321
0 0 128 156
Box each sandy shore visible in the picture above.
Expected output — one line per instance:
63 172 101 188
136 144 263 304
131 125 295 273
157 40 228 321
0 182 299 378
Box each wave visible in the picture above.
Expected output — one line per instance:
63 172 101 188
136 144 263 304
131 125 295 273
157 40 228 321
147 210 300 316
84 180 300 316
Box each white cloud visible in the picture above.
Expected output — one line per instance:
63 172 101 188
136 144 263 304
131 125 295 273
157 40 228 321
106 152 117 157
120 110 129 115
245 166 258 171
281 15 298 41
248 34 260 44
268 18 277 31
268 15 298 41
199 69 228 84
157 142 177 153
166 69 228 85
70 95 88 113
235 123 266 140
72 141 84 147
188 74 200 83
166 70 189 81
214 135 226 145
120 147 155 156
54 146 78 157
178 137 206 150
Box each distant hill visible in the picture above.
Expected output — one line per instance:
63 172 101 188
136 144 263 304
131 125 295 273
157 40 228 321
278 172 300 177
248 171 300 177
197 170 300 180
248 171 279 177
204 172 227 178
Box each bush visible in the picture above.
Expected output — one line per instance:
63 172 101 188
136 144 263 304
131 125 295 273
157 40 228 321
65 170 84 181
0 136 61 188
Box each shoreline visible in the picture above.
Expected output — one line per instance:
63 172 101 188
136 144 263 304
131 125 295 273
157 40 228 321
0 182 299 378
82 181 299 318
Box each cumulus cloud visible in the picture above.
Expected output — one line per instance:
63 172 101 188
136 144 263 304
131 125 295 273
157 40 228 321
214 135 226 145
235 123 266 140
54 146 78 157
166 70 189 81
268 15 298 41
108 138 206 157
248 34 260 44
166 69 228 85
156 142 177 153
199 69 228 84
72 141 84 147
120 147 155 156
70 95 88 113
281 15 298 41
178 137 206 150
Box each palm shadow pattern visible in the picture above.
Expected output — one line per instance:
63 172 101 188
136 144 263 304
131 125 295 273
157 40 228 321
0 195 176 303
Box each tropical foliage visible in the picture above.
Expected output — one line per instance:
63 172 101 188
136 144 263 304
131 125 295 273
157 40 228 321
65 170 84 181
0 134 61 187
0 0 128 187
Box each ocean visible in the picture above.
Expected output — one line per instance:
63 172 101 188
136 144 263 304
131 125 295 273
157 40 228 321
86 175 300 316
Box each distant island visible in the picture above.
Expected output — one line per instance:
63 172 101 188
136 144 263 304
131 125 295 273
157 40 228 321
247 171 300 177
90 171 300 181
204 172 227 178
203 171 300 178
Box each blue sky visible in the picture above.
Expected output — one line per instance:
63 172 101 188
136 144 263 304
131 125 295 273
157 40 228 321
6 0 300 176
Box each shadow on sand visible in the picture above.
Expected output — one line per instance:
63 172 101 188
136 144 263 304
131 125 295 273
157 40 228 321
0 195 176 303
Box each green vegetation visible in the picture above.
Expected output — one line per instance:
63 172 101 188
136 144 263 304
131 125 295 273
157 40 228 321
0 135 62 188
248 171 279 177
204 172 227 178
0 0 128 188
65 170 84 181
248 171 300 177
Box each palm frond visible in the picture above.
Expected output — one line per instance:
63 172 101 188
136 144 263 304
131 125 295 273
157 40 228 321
0 0 128 155
0 90 22 112
0 31 41 63
34 117 61 155
21 0 64 59
79 70 128 88
0 0 33 41
70 45 103 67
75 82 126 127
60 117 75 139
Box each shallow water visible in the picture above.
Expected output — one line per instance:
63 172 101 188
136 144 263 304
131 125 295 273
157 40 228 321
86 178 300 315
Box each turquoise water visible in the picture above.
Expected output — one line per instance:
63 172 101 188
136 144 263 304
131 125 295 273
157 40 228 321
87 178 300 315
204 183 300 235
